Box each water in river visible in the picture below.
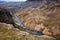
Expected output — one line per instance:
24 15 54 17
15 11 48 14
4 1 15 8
14 15 44 35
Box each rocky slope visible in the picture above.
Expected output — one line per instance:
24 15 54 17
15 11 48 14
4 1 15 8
0 8 14 24
0 8 56 40
0 0 60 40
15 0 60 36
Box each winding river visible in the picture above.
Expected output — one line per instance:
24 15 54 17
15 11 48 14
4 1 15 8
14 15 44 35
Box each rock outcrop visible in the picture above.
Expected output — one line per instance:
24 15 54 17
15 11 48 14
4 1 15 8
0 8 14 24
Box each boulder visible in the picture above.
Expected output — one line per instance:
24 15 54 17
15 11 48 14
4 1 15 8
43 28 53 36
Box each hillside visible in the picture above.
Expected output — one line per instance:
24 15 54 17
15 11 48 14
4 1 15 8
0 0 60 40
0 23 55 40
15 0 60 36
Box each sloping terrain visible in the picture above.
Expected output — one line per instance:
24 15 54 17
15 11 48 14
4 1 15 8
15 0 60 36
0 0 60 40
0 8 56 40
0 23 55 40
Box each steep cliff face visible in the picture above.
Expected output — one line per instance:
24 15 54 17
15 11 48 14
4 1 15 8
15 0 60 35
